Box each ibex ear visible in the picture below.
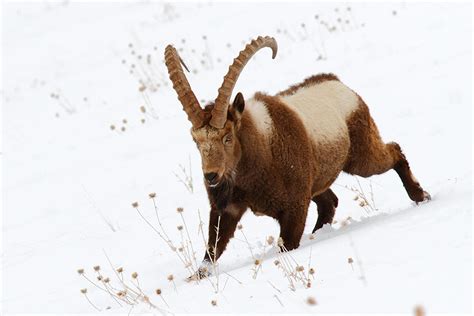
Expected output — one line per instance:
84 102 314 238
231 92 245 114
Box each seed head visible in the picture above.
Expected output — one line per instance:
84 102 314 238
77 268 84 275
176 207 184 213
353 195 359 201
110 125 116 131
117 291 125 297
296 266 304 272
131 272 138 279
167 274 174 281
155 288 162 295
414 305 425 316
348 257 354 264
237 224 243 230
178 247 184 252
122 119 127 124
132 202 139 208
117 267 123 273
254 259 261 266
140 105 146 113
274 260 280 266
80 288 87 294
148 192 156 199
211 300 217 306
177 225 183 231
309 268 315 275
267 236 274 245
277 237 284 247
93 265 101 272
307 296 317 305
307 281 312 288
121 126 126 132
309 234 315 240
103 277 110 283
141 118 145 124
97 275 103 281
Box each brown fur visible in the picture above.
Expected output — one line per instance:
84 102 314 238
312 189 338 232
191 75 429 265
343 96 429 202
276 73 340 96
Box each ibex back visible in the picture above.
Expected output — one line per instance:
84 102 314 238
164 36 430 277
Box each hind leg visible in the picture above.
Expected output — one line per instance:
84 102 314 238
344 99 430 203
312 189 338 233
392 147 431 203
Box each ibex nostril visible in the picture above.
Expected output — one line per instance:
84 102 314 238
204 172 218 183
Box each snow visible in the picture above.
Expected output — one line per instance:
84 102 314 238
2 1 472 314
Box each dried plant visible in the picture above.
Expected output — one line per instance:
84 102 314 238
76 252 162 312
50 90 76 114
269 237 313 291
155 288 169 307
414 305 425 316
306 296 317 306
336 177 378 214
173 156 194 193
132 196 199 278
80 288 101 311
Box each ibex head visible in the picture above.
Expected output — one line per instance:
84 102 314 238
165 36 277 189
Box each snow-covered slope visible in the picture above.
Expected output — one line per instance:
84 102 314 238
2 2 472 314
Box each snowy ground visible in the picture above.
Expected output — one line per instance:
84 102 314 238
2 1 472 314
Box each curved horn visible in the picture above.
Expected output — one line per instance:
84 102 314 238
164 45 204 127
210 36 278 129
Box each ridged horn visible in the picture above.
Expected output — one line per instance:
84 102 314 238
164 45 204 127
210 36 278 129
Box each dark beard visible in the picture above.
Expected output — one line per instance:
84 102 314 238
206 176 234 212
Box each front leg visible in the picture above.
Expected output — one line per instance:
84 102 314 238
204 203 246 263
191 204 246 280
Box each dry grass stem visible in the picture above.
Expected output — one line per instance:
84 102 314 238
173 157 194 193
81 289 101 311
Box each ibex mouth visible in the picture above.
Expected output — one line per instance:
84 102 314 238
204 172 221 187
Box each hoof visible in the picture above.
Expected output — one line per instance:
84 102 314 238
186 260 212 282
415 191 431 205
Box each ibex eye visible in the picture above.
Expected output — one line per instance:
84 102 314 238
223 134 232 144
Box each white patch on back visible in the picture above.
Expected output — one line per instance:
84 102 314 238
244 98 273 138
278 80 359 143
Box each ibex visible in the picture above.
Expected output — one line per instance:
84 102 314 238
164 36 430 275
